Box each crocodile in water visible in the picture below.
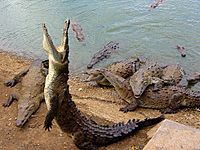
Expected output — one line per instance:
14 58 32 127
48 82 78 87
87 41 119 69
42 19 164 150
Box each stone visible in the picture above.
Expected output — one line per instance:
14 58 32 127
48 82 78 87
143 119 200 150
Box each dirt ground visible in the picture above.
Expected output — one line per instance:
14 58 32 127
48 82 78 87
0 50 200 150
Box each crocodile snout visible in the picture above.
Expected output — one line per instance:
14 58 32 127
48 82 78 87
16 120 23 127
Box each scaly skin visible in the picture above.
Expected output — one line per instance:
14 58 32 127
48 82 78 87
87 41 119 69
85 58 141 86
100 69 200 113
130 63 190 98
3 60 46 127
42 19 164 150
86 57 191 98
129 61 164 98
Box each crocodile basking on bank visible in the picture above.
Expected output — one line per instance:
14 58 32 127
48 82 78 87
85 57 143 86
100 69 200 113
42 19 164 150
2 59 48 127
86 57 190 97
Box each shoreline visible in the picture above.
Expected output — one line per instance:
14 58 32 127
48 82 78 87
0 50 200 150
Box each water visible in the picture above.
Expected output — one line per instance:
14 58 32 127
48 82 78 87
0 0 200 73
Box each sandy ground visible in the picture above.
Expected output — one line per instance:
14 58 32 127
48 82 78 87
0 50 200 150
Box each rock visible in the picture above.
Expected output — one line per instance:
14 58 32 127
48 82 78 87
143 119 200 150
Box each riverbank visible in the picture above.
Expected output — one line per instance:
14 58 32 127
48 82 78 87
0 51 200 150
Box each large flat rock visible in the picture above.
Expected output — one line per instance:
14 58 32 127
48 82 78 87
143 119 200 150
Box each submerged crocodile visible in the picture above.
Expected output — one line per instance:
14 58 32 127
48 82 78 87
100 69 200 113
2 59 47 127
42 19 164 150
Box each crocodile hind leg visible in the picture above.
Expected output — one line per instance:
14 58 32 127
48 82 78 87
160 93 182 114
4 68 29 87
2 94 18 107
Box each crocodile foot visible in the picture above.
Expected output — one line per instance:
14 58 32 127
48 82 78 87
119 102 137 113
4 79 16 87
2 94 18 107
44 118 53 131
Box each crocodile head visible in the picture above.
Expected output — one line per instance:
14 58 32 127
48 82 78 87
42 19 70 65
16 102 38 127
130 76 150 98
130 62 163 98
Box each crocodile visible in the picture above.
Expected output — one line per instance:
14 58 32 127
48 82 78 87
42 19 164 150
149 0 164 9
87 41 119 69
129 60 164 98
2 59 47 127
130 63 189 98
71 22 85 42
100 69 200 113
85 57 142 86
176 45 186 57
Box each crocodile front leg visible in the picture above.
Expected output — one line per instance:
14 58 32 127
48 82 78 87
4 68 29 87
44 95 59 131
2 94 18 107
119 100 138 113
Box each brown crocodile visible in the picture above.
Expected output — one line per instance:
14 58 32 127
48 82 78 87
130 63 189 98
71 22 85 42
87 41 119 69
100 69 200 113
42 19 164 150
2 59 47 127
129 60 164 98
85 57 142 86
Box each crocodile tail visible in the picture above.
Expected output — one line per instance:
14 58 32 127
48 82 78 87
83 115 164 146
136 114 164 128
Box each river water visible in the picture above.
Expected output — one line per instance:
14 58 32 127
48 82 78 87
0 0 200 73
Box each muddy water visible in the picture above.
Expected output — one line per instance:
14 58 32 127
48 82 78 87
0 0 200 73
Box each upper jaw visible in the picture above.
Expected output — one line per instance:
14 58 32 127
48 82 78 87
42 19 70 64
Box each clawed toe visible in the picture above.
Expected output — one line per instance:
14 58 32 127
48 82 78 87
4 80 16 87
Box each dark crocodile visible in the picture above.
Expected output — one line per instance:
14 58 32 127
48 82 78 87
150 0 164 9
87 41 119 69
42 19 164 150
2 59 47 127
176 45 186 57
100 69 200 113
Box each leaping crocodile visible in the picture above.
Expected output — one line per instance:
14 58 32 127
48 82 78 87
42 19 164 150
2 59 47 127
